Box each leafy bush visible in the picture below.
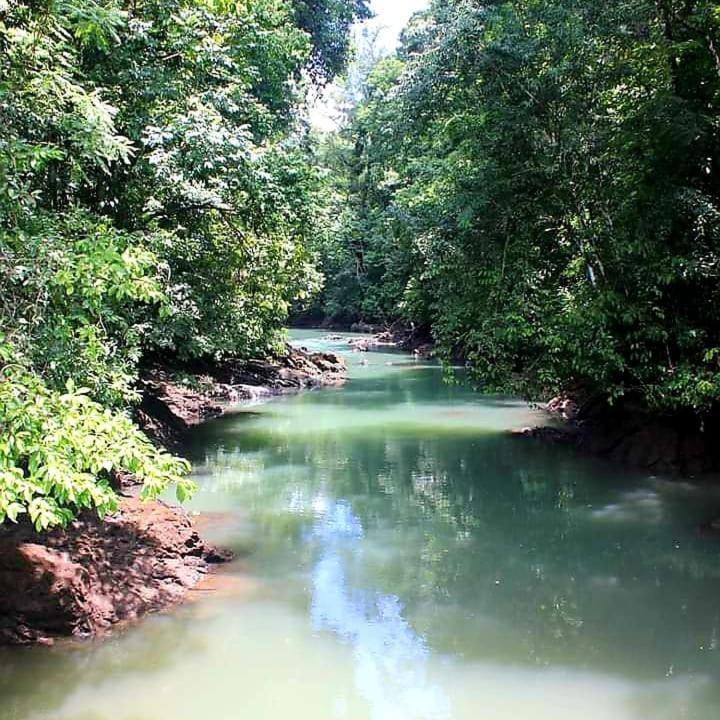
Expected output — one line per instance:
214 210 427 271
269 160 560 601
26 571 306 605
0 0 366 532
1 213 167 405
0 338 194 530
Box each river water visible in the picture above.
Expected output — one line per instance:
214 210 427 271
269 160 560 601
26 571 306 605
2 330 720 720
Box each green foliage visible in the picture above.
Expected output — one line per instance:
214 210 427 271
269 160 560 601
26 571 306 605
1 213 166 405
294 0 373 82
0 0 359 529
312 55 415 325
0 338 193 531
318 0 720 416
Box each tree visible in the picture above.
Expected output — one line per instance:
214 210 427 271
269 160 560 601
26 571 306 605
317 0 720 418
0 0 360 528
294 0 373 82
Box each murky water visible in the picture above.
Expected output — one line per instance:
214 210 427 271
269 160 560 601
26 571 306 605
3 330 720 720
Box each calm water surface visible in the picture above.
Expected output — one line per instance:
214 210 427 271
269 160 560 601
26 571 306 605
3 330 720 719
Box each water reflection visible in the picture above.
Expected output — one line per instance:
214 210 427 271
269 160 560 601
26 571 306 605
590 489 664 523
188 384 720 681
2 331 720 719
307 498 450 720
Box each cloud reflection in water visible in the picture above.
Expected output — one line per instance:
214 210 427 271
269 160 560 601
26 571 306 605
308 499 450 720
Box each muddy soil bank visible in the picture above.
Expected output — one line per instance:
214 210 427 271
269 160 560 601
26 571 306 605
0 346 347 646
137 344 347 449
0 497 230 646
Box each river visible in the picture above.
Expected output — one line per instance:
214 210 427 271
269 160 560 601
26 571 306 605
2 330 720 719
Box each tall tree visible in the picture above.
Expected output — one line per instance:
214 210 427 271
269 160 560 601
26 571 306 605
317 0 720 416
0 0 362 529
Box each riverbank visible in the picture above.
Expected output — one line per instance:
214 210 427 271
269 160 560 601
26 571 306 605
514 392 720 477
0 345 347 646
292 321 435 357
137 344 347 449
0 497 230 646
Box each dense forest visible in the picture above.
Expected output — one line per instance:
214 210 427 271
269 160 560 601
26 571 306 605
3 0 720 532
314 0 720 419
0 0 369 529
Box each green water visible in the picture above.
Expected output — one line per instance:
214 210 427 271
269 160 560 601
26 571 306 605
3 330 720 720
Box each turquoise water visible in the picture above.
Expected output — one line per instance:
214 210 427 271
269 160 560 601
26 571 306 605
2 330 720 719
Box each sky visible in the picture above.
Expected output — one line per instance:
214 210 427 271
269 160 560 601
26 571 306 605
362 0 430 52
308 0 430 131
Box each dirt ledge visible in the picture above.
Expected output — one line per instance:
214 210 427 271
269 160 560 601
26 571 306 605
137 344 347 448
512 393 720 477
0 497 231 646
